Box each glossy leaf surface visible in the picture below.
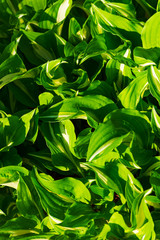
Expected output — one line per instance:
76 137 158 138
0 1 159 239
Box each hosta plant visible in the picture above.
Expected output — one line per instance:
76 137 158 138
0 0 160 239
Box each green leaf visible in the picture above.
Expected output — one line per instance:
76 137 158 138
16 175 41 217
80 35 107 63
91 4 142 41
150 168 160 199
21 0 47 11
0 115 27 152
118 72 148 109
18 34 54 66
38 92 54 106
40 59 67 90
31 175 69 222
101 0 136 19
157 0 160 11
57 69 90 96
79 80 115 100
53 223 87 238
142 12 160 49
9 234 54 240
40 95 117 122
68 18 83 45
0 1 160 237
87 109 152 162
0 166 28 188
151 107 160 137
131 189 156 240
0 216 39 235
39 0 72 29
134 47 160 66
8 78 39 108
21 108 39 143
0 37 21 64
0 54 26 89
105 48 134 91
62 202 98 227
40 120 82 174
125 176 142 209
21 29 63 58
108 212 131 239
34 169 91 204
148 65 160 103
31 41 55 62
27 149 53 171
31 168 90 221
146 195 160 209
74 128 92 159
0 148 22 167
142 156 160 176
84 161 140 203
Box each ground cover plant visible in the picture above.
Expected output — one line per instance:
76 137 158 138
0 0 160 239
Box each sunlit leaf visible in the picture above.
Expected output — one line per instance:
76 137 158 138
148 65 160 103
118 72 148 109
39 0 72 29
151 107 160 137
101 0 136 19
0 0 159 238
91 4 142 41
142 12 160 49
40 95 117 122
87 109 152 162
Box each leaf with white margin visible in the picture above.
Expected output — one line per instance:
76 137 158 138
148 65 160 103
118 72 148 109
87 109 152 162
142 12 160 49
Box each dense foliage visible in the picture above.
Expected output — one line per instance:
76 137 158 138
0 0 160 239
